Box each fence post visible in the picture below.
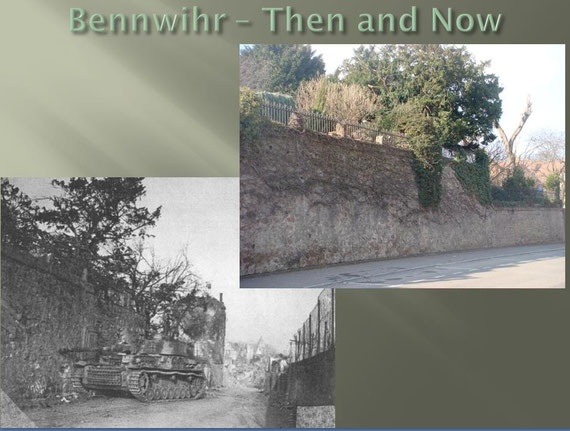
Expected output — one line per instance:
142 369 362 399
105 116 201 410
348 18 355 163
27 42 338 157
288 111 304 130
331 290 335 347
308 314 312 358
317 298 321 354
302 324 306 360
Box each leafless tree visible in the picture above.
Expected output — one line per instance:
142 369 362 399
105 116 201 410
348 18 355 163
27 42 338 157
486 140 508 183
123 240 208 333
494 97 533 169
528 129 565 202
530 130 565 161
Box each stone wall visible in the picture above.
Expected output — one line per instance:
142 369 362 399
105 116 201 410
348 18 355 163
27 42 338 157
287 349 334 406
240 124 565 275
1 247 144 405
266 350 335 427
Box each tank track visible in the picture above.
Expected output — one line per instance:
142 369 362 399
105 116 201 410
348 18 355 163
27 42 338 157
71 369 88 394
127 370 206 402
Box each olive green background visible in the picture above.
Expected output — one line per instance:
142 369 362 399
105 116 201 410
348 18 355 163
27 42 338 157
1 0 568 427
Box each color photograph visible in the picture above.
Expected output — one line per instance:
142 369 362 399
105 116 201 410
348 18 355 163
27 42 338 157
240 44 565 289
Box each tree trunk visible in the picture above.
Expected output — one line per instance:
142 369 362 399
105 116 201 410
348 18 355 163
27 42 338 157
494 98 532 171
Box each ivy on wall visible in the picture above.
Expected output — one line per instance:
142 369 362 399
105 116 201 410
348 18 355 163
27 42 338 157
411 155 443 208
392 103 443 208
450 148 492 205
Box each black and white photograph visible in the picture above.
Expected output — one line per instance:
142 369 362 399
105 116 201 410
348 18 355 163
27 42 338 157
240 44 565 289
0 177 335 428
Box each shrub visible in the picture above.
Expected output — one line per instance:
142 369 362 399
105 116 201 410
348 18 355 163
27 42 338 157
544 171 562 204
492 166 553 207
295 76 378 123
502 166 535 189
544 171 560 192
257 91 296 107
240 87 263 151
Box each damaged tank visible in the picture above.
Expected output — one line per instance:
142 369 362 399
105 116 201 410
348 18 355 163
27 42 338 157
65 339 207 402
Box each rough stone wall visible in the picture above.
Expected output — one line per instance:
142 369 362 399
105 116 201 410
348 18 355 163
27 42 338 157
287 349 334 406
1 247 144 405
240 125 565 275
266 350 335 427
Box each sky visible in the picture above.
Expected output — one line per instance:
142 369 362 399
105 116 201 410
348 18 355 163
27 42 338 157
138 178 321 353
7 177 322 353
310 44 565 151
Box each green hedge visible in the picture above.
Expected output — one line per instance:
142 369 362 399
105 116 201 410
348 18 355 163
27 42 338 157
257 91 296 107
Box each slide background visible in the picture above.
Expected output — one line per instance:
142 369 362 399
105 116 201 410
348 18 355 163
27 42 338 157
1 0 568 427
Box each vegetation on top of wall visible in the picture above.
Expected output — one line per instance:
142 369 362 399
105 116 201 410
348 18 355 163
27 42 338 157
392 102 443 208
257 91 296 107
1 178 212 335
502 165 536 189
240 87 265 153
450 148 492 206
338 45 503 150
544 171 562 203
295 76 378 123
544 171 561 192
490 165 561 207
240 45 325 95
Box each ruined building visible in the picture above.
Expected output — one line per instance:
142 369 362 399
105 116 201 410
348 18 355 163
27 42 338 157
177 294 226 388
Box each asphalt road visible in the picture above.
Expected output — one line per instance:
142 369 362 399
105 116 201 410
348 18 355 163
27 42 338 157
241 243 565 289
22 386 267 428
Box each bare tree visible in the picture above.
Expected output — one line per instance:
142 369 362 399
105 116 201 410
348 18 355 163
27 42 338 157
485 140 508 183
494 97 533 169
530 130 565 161
123 240 208 334
528 129 565 202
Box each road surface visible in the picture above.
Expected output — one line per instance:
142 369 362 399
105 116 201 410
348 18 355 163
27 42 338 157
241 243 565 289
23 386 267 428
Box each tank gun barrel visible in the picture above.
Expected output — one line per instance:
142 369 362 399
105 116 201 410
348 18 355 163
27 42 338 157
60 347 101 354
60 343 135 355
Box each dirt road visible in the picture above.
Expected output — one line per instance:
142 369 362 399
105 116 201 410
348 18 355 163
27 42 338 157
24 386 267 428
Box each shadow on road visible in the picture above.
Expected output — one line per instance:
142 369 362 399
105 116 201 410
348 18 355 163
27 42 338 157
241 244 566 289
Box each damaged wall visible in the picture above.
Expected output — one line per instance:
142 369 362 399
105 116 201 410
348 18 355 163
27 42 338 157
181 295 226 388
1 247 144 405
240 124 565 275
172 293 226 388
